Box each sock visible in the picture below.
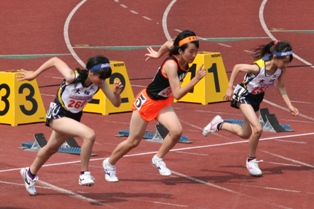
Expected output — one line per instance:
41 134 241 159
248 157 256 162
28 168 36 179
154 154 162 160
106 158 115 167
217 122 224 130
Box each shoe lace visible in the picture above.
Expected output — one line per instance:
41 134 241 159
250 159 263 166
155 159 166 168
28 176 38 186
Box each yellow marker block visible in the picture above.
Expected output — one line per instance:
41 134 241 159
83 61 134 115
0 70 46 126
175 52 229 105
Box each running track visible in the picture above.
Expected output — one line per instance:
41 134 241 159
0 1 313 209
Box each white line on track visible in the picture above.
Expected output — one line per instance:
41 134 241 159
172 171 293 209
162 0 177 41
64 0 86 67
2 132 313 174
260 0 314 69
224 182 301 193
217 43 231 47
38 181 105 206
261 150 314 168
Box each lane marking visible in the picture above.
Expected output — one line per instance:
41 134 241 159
0 54 70 59
64 0 86 67
261 150 314 168
172 171 292 209
274 139 307 144
162 0 176 41
39 181 104 206
259 0 314 69
224 182 301 193
266 162 302 167
2 132 313 173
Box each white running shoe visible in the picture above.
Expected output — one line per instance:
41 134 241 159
246 158 263 176
152 154 171 176
102 158 119 182
79 171 95 186
20 167 38 195
202 115 224 136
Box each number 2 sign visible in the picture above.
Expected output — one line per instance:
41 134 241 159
0 71 46 126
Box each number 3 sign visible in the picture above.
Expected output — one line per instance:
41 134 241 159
0 71 46 126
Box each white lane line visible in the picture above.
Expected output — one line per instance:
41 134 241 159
2 132 313 173
64 0 86 67
224 182 301 193
266 162 301 167
120 4 127 8
174 151 209 156
275 139 307 144
217 43 231 47
162 0 177 41
142 16 152 21
130 10 138 14
39 181 105 206
262 99 314 121
259 0 314 69
172 171 292 209
261 150 314 168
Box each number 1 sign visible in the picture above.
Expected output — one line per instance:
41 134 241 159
175 52 229 105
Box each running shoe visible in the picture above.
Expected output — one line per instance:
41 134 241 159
152 154 171 176
20 167 38 195
202 115 224 136
246 158 263 176
102 158 119 182
79 171 95 186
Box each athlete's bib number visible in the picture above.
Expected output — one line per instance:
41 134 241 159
134 93 146 110
68 100 87 109
251 86 268 95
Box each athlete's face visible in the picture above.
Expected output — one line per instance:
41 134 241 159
274 56 291 69
181 43 198 63
88 72 106 86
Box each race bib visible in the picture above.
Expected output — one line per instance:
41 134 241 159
134 93 147 110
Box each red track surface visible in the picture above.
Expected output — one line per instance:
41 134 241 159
0 1 313 208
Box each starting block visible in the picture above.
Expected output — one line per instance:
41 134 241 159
20 133 97 156
116 123 192 144
224 108 293 132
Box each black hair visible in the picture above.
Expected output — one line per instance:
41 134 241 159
169 30 199 55
252 40 293 62
74 55 112 85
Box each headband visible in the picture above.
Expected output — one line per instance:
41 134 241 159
262 50 293 61
88 63 110 71
273 50 293 57
178 36 198 47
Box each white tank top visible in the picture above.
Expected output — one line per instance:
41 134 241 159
243 59 282 95
56 74 99 113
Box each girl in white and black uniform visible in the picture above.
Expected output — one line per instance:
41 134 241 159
202 40 299 177
18 55 123 195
